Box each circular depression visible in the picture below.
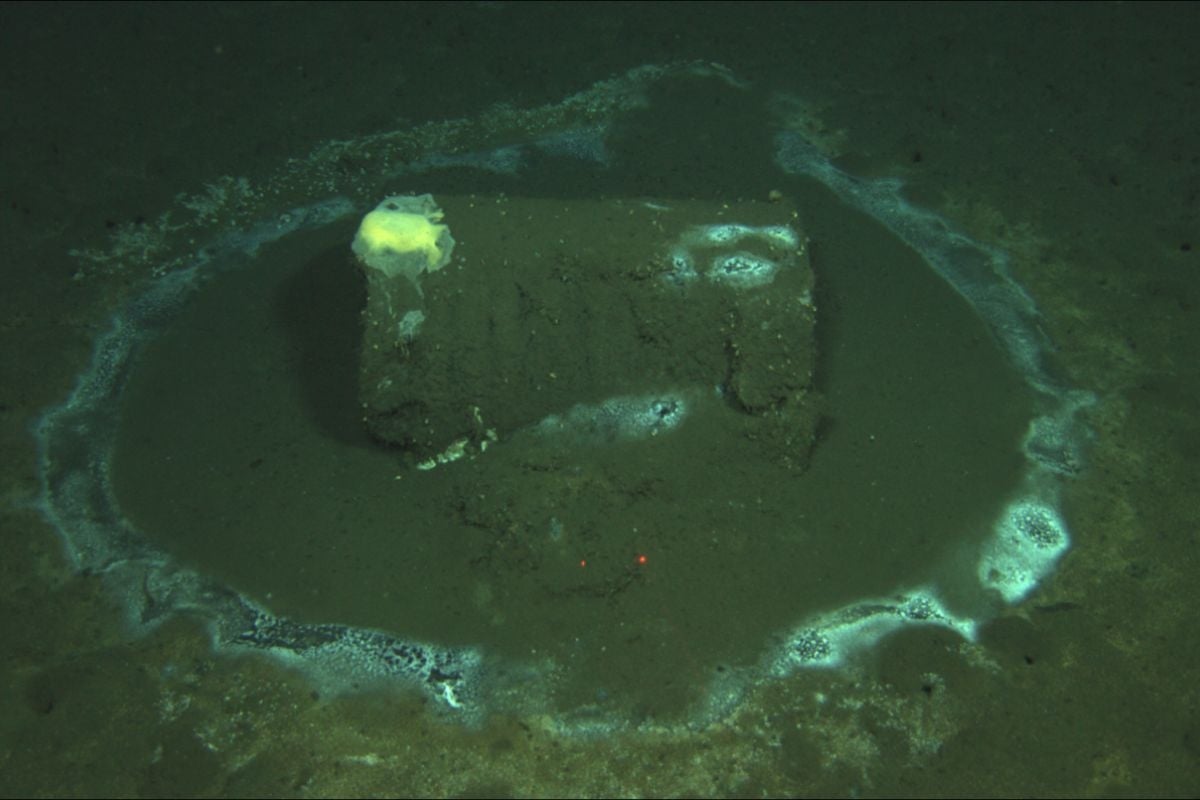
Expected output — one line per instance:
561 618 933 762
108 179 1035 719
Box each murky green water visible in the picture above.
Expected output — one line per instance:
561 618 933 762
112 176 1033 718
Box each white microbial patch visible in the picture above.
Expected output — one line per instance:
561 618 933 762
533 393 689 444
533 125 611 166
694 223 799 250
665 248 700 284
772 589 977 674
403 145 525 177
1021 390 1096 476
708 252 779 288
700 223 754 244
396 309 426 342
978 500 1070 604
759 225 801 248
228 605 484 715
664 223 804 289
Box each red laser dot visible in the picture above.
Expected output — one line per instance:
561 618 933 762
635 554 648 565
579 559 587 568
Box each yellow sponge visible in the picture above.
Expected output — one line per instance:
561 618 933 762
352 195 454 285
